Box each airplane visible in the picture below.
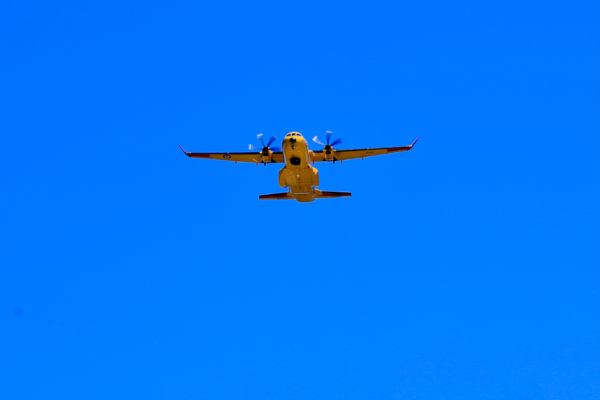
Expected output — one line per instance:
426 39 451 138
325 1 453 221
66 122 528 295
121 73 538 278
179 131 419 202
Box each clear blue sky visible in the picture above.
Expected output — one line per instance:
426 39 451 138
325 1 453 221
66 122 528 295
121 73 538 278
1 1 598 398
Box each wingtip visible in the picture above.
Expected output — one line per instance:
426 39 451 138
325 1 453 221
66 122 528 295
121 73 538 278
410 137 420 148
178 144 189 156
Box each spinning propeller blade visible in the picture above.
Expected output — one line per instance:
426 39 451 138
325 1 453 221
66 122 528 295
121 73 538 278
325 131 332 145
257 133 266 147
313 131 343 148
312 136 326 146
252 134 279 151
267 135 278 147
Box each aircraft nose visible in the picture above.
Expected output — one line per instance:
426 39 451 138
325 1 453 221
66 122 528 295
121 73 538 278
290 137 297 143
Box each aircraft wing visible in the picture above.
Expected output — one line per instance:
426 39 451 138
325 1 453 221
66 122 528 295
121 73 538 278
179 145 285 163
312 137 419 162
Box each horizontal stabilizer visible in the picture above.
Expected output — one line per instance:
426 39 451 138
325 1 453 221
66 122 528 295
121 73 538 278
259 190 351 201
317 191 352 198
259 192 294 200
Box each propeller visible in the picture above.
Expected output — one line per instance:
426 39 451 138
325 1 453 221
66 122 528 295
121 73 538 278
249 134 280 152
312 131 343 148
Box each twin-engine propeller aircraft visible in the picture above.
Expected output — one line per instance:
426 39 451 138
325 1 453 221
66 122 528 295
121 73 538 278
179 131 419 202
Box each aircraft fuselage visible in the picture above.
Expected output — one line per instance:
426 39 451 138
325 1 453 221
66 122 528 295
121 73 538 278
278 132 321 202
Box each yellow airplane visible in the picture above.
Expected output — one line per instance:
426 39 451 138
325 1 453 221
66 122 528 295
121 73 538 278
179 131 419 202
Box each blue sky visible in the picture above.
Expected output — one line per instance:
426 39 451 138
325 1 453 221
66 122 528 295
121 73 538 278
1 0 598 398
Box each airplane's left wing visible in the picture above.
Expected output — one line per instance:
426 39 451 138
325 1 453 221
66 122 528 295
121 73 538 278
311 137 419 162
179 145 285 163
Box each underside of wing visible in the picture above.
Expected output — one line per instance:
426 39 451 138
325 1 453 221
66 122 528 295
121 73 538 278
311 137 419 162
179 145 285 163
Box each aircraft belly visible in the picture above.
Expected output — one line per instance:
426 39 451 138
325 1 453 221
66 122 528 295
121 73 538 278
292 192 317 202
278 166 319 188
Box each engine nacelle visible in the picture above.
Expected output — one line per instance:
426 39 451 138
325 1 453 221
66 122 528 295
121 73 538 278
324 149 335 161
322 145 336 161
261 149 272 164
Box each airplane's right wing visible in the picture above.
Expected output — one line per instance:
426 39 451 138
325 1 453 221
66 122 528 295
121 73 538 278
179 145 285 163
